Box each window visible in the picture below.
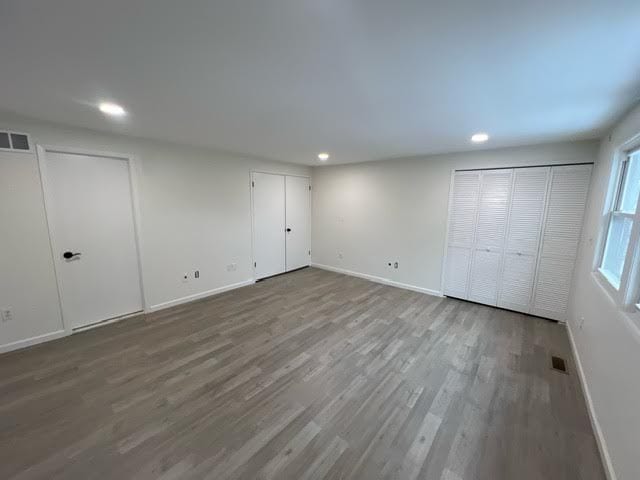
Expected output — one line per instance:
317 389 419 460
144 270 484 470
599 147 640 297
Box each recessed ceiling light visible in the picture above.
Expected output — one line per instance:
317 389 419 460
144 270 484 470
471 133 489 143
99 102 127 117
318 152 330 161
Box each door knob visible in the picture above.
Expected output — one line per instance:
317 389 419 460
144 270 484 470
286 228 292 232
63 251 82 259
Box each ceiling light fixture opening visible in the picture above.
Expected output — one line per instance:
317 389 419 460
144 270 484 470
99 102 127 117
318 152 330 161
471 133 489 143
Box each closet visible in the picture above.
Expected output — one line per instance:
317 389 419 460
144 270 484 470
443 164 591 321
251 172 311 280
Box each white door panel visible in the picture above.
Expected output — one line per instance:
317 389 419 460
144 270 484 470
539 165 592 259
532 256 575 321
47 152 143 329
474 170 512 249
285 176 311 271
468 249 502 305
505 167 549 255
252 172 286 279
497 167 549 313
468 170 512 306
443 246 472 298
498 253 537 313
443 172 480 300
531 164 592 321
447 172 481 248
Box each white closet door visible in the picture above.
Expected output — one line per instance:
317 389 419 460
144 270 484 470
532 165 592 320
285 175 311 271
468 169 512 305
498 167 550 312
252 172 286 279
443 171 481 298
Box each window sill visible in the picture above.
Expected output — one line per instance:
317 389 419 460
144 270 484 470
595 268 620 292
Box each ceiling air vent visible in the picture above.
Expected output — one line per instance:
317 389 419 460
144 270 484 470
0 131 32 152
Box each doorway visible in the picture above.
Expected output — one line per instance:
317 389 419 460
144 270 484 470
39 147 145 330
251 172 311 280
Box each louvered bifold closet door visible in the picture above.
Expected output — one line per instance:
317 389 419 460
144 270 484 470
443 171 481 298
498 167 550 313
532 164 592 321
468 169 513 305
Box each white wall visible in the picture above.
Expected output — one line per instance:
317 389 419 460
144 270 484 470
311 140 599 295
0 111 309 352
569 102 640 480
0 151 66 350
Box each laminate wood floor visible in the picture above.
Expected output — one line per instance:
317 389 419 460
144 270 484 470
0 268 605 480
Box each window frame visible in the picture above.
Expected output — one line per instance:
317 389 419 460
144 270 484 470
597 144 640 310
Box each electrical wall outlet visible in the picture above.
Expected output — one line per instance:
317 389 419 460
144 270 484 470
194 270 200 279
226 263 237 272
394 261 399 269
2 308 13 323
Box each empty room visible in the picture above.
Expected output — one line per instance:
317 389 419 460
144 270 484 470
1 1 639 479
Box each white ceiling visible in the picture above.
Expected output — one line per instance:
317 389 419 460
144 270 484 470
1 0 639 165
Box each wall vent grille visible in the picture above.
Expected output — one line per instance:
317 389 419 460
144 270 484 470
551 355 568 374
0 131 32 153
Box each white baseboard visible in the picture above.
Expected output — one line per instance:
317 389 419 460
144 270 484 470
72 310 143 333
566 323 617 480
146 279 255 312
0 329 66 354
311 263 443 297
0 280 257 356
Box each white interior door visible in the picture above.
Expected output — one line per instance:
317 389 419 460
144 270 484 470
468 169 513 305
532 164 592 321
443 171 481 298
498 167 550 313
45 151 143 329
285 175 311 271
252 172 286 279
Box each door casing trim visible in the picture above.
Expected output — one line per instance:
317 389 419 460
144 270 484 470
36 144 148 335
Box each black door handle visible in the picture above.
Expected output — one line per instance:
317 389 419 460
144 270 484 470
286 228 292 232
63 251 82 259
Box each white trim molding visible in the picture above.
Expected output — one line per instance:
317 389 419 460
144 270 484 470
311 263 443 297
0 330 66 355
146 279 255 312
0 280 256 355
567 323 618 480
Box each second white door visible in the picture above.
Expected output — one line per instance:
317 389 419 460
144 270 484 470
468 169 512 305
252 173 310 279
285 175 311 271
252 173 286 279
